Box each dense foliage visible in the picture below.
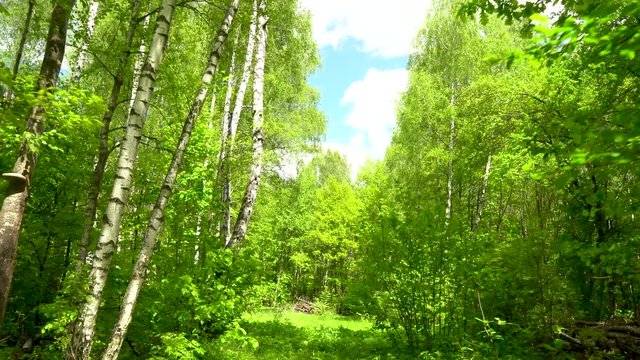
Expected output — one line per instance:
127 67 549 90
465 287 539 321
1 0 639 359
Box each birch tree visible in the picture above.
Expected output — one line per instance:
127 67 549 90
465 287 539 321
72 0 100 83
101 3 239 358
228 0 267 248
471 154 491 233
0 0 76 331
220 0 258 246
76 0 143 274
67 0 177 357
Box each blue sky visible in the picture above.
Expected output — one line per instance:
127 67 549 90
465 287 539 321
309 43 407 144
300 0 431 177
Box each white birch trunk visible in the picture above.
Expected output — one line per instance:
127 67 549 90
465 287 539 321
445 84 455 228
76 0 142 275
66 1 176 358
218 30 240 166
72 0 99 83
221 0 258 246
100 3 239 359
228 0 267 248
129 16 150 113
472 154 491 233
217 43 237 244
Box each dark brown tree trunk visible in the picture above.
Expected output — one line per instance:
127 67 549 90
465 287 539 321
0 0 76 332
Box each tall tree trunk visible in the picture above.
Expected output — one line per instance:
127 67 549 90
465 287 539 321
76 0 142 275
221 0 258 246
66 0 176 358
128 16 150 114
445 84 455 228
217 30 240 167
471 154 491 233
72 0 99 82
228 0 267 248
0 0 76 332
101 3 239 358
12 0 36 79
214 31 238 246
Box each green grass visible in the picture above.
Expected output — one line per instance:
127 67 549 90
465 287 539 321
212 309 414 360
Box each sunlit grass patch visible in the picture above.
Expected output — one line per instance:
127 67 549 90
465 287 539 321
212 308 410 360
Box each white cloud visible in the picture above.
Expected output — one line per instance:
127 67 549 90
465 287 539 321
300 0 431 57
328 68 409 179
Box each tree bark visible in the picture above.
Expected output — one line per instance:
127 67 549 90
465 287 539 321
12 0 36 79
0 0 76 332
445 84 455 228
100 3 239 359
472 154 491 233
72 0 99 82
228 0 267 248
66 1 176 358
76 0 142 275
128 16 150 114
221 0 258 246
214 31 238 246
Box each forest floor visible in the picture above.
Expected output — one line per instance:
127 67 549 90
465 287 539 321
214 309 414 359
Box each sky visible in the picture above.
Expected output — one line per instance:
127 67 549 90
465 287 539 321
299 0 432 178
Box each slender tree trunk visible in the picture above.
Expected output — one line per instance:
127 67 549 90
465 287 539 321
228 0 267 248
12 0 36 79
0 0 76 332
214 31 238 246
445 84 455 228
72 0 99 82
76 0 142 275
221 0 258 246
101 4 239 359
471 154 491 233
217 31 239 167
66 1 176 358
129 16 150 113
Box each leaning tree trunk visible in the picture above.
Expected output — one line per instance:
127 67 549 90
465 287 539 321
100 3 239 359
66 0 176 358
76 0 142 276
227 0 267 248
220 0 258 246
12 0 36 79
0 0 76 332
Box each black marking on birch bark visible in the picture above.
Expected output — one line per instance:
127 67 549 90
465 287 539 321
110 197 125 205
157 15 170 26
161 184 173 193
103 213 113 226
